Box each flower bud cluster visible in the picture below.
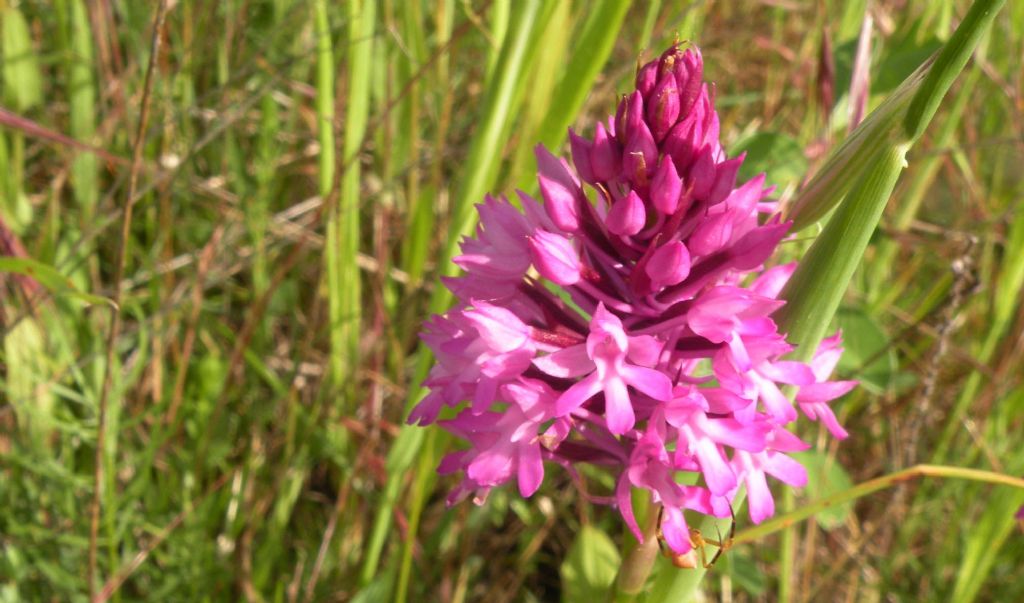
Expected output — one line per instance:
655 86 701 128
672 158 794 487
411 45 855 553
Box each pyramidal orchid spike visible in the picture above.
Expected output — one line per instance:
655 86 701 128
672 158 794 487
413 43 855 555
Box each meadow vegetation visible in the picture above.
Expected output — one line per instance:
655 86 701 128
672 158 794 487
0 1 1022 601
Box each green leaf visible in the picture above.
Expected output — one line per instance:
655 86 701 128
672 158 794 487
778 143 909 362
1 8 43 111
787 0 1005 231
534 0 632 150
0 256 115 308
791 451 854 530
561 525 621 603
903 0 1006 141
731 132 808 191
835 307 897 393
725 551 768 596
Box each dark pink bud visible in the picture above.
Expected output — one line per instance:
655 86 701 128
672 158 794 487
729 220 790 270
688 212 733 256
635 60 658 100
607 190 646 236
708 155 744 205
674 49 704 116
616 91 645 145
689 148 716 200
646 241 691 289
623 121 657 182
529 230 581 285
647 75 681 142
569 129 596 184
650 156 682 214
591 122 620 182
614 96 629 148
535 144 583 232
663 117 699 172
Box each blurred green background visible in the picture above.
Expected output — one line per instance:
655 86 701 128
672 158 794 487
0 0 1022 601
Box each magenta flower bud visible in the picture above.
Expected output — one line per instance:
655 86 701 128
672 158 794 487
635 60 658 100
650 156 682 214
615 91 644 145
568 129 596 184
729 220 791 270
535 145 583 232
645 241 691 289
689 148 716 200
674 48 704 116
688 212 733 257
590 122 620 182
647 75 681 142
529 230 581 286
607 190 646 236
708 155 744 206
623 121 658 182
663 117 698 173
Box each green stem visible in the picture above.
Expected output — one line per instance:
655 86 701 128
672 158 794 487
611 504 660 602
732 464 1024 546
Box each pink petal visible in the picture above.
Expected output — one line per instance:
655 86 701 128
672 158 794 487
620 365 673 402
764 453 807 487
532 345 593 378
517 442 544 496
695 439 737 495
529 230 581 286
745 469 774 524
535 145 583 232
603 375 635 435
555 372 602 416
626 334 664 367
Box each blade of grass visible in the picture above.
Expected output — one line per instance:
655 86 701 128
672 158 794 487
776 142 910 362
360 0 555 588
731 464 1024 545
87 2 168 597
533 0 632 151
787 0 1006 231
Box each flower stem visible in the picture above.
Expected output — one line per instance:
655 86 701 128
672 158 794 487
733 464 1024 546
611 500 660 602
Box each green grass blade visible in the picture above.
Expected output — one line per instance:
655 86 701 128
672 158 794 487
902 0 1005 141
787 0 1005 231
534 0 632 150
360 0 556 589
777 142 909 362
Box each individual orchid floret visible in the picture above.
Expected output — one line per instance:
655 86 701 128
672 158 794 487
534 304 672 435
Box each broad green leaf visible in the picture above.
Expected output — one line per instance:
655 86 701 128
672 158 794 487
731 132 808 191
791 451 854 530
1 8 43 111
835 307 897 393
903 0 1005 140
561 525 621 603
3 319 56 448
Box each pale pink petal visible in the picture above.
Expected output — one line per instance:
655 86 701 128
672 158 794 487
603 375 635 435
517 442 544 496
532 345 593 378
555 373 603 416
